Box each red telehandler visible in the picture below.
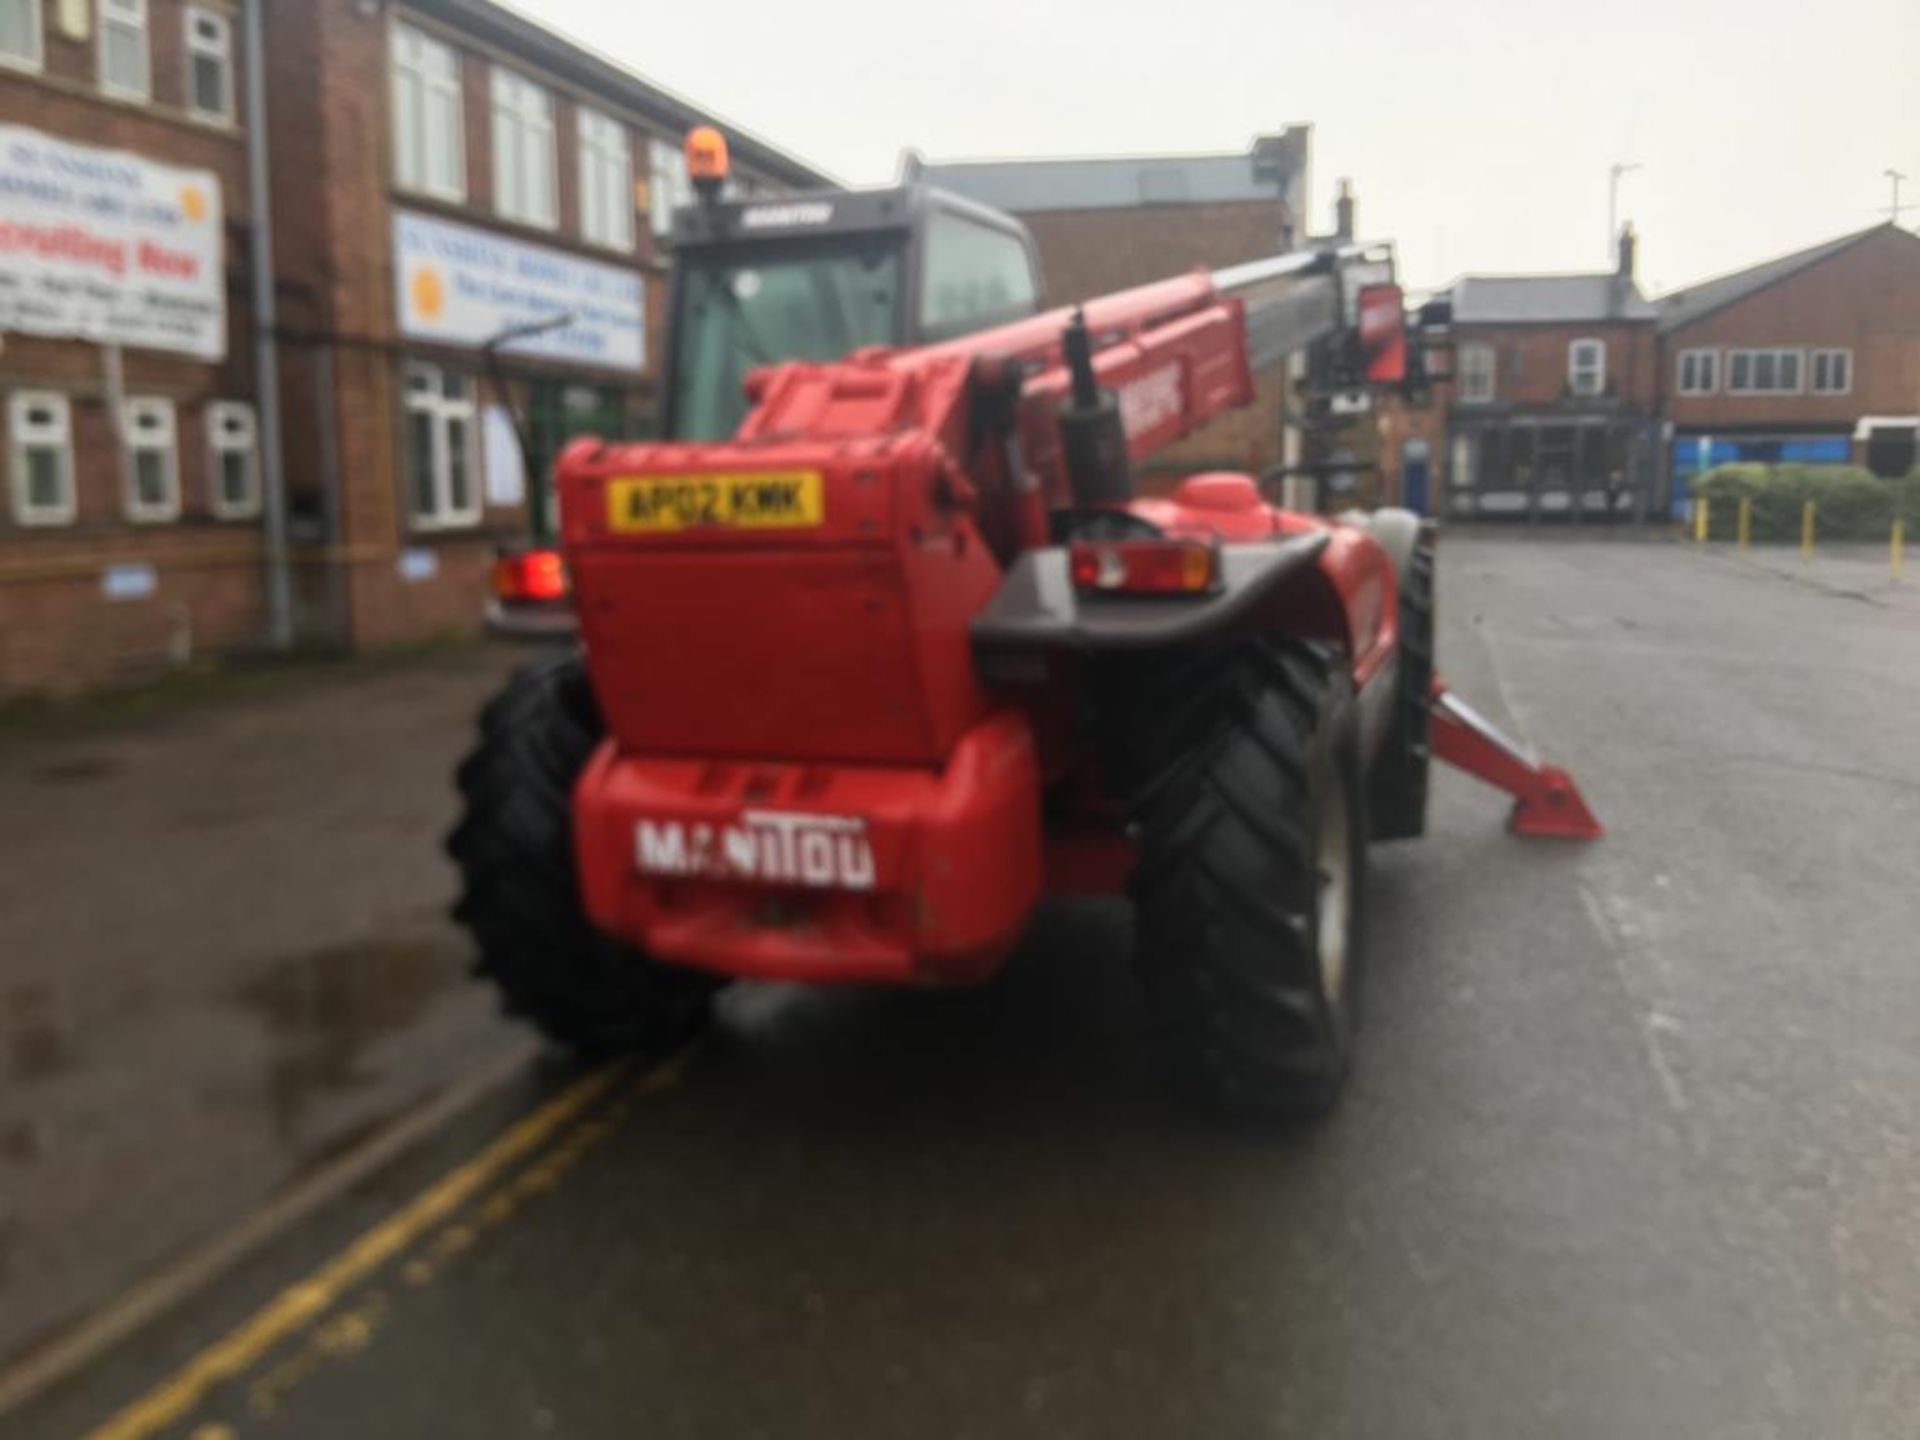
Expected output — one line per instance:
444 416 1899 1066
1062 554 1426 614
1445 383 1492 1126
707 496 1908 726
451 131 1599 1116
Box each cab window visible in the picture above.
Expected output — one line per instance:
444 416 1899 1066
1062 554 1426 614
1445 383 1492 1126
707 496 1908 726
672 240 904 441
918 210 1038 340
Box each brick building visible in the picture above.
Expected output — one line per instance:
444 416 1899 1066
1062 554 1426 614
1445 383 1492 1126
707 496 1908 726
1659 223 1920 503
1 0 262 692
0 0 828 697
1433 228 1663 521
908 130 1312 486
264 0 826 652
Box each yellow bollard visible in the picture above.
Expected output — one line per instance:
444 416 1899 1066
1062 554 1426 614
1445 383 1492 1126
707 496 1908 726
1737 495 1752 552
1694 496 1710 543
1894 518 1906 583
1800 499 1815 562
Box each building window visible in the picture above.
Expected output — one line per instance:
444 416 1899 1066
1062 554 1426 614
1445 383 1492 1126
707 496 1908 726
1676 349 1718 395
7 391 73 526
99 0 150 100
183 6 232 122
404 363 479 529
206 401 259 519
1726 348 1803 395
578 107 633 251
123 397 179 522
0 0 43 72
490 67 556 228
1450 433 1475 491
391 22 464 202
1811 349 1851 395
649 137 691 238
919 209 1038 339
1457 343 1495 403
1568 338 1606 397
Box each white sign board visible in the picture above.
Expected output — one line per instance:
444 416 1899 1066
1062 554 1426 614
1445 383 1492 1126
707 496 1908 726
101 563 158 600
393 210 645 371
482 405 526 506
0 125 226 360
397 548 440 583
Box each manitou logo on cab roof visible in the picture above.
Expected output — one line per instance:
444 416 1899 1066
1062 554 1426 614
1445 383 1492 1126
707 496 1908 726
634 811 876 890
740 202 835 230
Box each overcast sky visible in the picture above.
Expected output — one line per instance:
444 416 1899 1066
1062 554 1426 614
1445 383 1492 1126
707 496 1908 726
523 0 1919 294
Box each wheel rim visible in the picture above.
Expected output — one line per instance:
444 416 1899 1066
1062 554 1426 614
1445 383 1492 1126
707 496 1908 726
1316 777 1352 1003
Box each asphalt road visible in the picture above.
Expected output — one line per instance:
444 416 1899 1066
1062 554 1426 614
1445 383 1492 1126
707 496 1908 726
11 535 1920 1439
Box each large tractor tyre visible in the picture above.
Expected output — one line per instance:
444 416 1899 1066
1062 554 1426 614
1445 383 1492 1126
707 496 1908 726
446 652 720 1055
1127 636 1367 1118
1368 535 1435 842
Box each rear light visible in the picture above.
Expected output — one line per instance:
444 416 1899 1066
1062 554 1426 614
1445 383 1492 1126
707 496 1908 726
492 548 569 604
1067 539 1220 595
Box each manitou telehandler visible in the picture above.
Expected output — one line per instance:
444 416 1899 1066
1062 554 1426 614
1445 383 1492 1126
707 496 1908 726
452 129 1599 1116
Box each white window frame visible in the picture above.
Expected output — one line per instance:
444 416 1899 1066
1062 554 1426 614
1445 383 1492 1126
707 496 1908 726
1726 347 1805 396
122 396 180 523
0 0 43 73
390 21 465 203
577 106 633 252
1810 348 1852 396
8 390 74 526
404 362 481 530
1567 338 1606 398
98 0 150 101
1456 343 1495 404
490 66 556 229
649 136 691 238
206 400 260 519
182 5 233 123
1676 348 1718 396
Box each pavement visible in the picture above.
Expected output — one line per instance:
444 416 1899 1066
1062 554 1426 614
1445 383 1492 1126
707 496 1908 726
0 644 527 1370
1706 538 1920 613
5 534 1920 1439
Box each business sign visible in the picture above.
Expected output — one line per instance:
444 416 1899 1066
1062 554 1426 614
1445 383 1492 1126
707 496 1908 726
393 210 645 371
0 126 226 360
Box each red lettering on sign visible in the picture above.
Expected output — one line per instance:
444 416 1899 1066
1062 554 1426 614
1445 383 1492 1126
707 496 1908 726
137 240 198 278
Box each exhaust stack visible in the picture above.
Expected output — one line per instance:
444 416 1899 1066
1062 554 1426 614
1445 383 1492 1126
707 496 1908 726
1056 309 1135 507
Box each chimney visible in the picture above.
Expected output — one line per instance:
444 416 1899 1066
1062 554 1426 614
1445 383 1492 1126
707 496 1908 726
1334 178 1355 242
1616 222 1637 281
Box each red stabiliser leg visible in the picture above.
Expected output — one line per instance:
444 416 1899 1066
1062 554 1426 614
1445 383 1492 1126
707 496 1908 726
1427 679 1603 840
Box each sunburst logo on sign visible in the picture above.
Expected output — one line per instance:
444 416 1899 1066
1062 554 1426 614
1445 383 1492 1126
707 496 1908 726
179 185 208 222
410 266 446 322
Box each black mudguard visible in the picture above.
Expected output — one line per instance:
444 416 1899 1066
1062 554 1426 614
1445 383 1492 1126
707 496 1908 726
970 533 1330 654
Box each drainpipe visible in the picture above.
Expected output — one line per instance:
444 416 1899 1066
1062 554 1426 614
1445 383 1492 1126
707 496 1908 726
242 0 292 650
315 344 348 644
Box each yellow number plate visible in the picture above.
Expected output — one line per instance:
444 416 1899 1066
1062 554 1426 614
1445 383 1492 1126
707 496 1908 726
606 471 824 532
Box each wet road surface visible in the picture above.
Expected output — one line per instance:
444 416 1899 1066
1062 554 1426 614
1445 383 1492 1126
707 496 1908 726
9 536 1920 1438
0 646 525 1366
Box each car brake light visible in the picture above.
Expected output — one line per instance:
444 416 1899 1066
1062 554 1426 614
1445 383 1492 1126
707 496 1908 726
492 548 569 604
1067 539 1219 595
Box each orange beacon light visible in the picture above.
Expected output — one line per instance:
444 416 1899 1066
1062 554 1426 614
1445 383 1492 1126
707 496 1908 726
685 126 729 203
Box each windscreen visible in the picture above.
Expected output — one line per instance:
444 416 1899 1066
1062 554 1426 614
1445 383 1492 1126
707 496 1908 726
670 239 905 440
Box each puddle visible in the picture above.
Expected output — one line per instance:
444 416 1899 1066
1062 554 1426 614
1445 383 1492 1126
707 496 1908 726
235 935 461 1144
6 984 80 1083
30 755 123 784
0 1116 41 1163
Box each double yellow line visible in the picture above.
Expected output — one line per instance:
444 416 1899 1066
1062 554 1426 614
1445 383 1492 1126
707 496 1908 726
82 1046 697 1440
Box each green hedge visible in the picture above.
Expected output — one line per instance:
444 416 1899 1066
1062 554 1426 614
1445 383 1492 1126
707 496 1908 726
1689 463 1920 542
